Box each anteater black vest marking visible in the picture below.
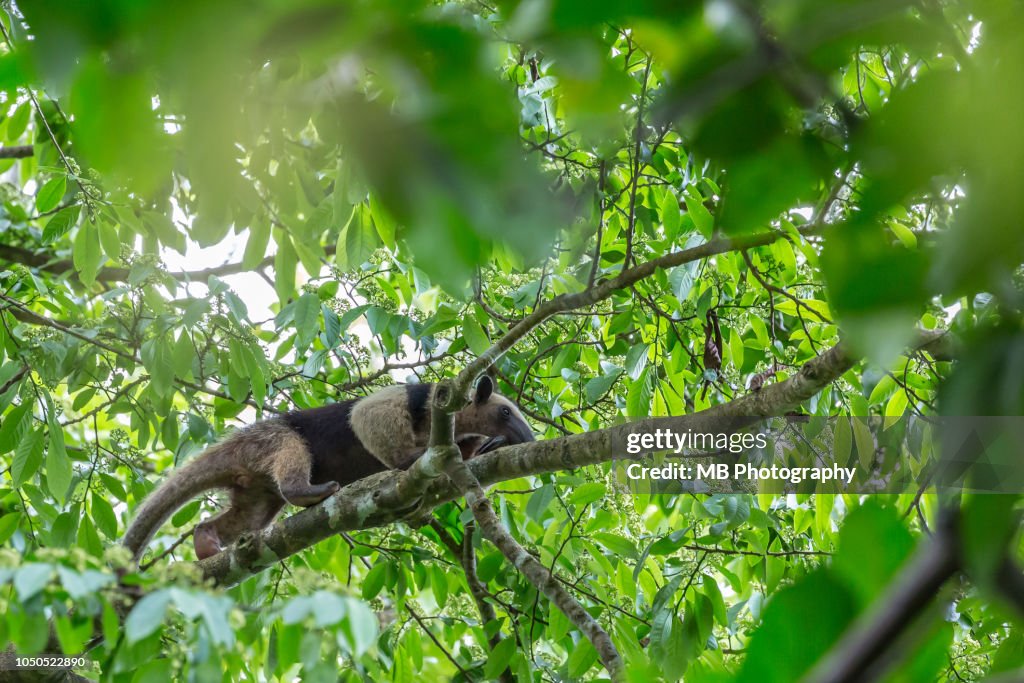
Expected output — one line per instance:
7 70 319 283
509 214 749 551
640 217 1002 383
282 400 386 487
282 383 436 488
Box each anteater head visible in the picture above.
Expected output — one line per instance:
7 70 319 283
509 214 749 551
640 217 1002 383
454 376 535 455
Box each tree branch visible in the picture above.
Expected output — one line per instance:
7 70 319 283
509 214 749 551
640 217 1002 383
192 330 948 586
0 364 28 396
427 365 623 677
459 522 516 683
652 0 914 126
0 243 338 284
803 512 960 683
426 516 513 670
445 222 828 406
452 463 625 680
0 145 33 159
0 294 271 411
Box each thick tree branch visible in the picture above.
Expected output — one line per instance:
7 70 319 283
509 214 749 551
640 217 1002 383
193 330 949 587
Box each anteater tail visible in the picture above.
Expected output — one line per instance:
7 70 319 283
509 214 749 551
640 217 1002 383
122 443 231 561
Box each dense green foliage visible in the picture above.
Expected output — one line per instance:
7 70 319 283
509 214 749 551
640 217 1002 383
0 0 1022 681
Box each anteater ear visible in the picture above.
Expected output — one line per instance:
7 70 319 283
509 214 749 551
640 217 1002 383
474 376 494 404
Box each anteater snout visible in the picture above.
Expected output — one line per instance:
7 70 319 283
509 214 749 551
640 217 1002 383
513 421 535 444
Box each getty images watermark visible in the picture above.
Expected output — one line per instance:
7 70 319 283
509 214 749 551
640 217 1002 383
612 416 1024 495
623 428 855 485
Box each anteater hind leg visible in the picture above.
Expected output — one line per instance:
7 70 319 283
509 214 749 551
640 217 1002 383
193 488 286 560
272 432 340 506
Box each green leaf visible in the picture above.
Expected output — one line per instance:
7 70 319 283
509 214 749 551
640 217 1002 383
12 427 44 488
462 317 490 356
311 591 347 627
77 514 103 557
648 529 690 556
991 631 1024 674
868 374 896 405
131 659 173 683
702 575 728 627
831 502 915 607
338 304 371 334
889 221 917 248
430 564 448 609
660 191 681 236
626 367 653 417
141 337 176 398
126 590 172 644
361 563 387 600
14 563 53 600
72 223 103 285
484 636 516 680
36 176 67 214
649 607 673 657
547 601 570 642
736 573 856 683
584 368 622 403
833 418 852 466
615 559 637 604
46 415 72 505
281 596 313 625
293 292 321 354
243 221 271 269
335 205 378 271
171 500 201 527
6 103 29 141
369 195 396 248
274 230 298 301
667 233 707 301
91 493 118 538
305 199 334 237
50 511 79 548
341 597 378 656
568 482 606 507
476 552 504 583
41 205 81 243
884 390 908 429
0 512 20 545
960 495 1021 583
0 401 32 455
729 327 744 370
526 484 554 522
98 219 122 261
684 192 714 238
567 637 598 678
293 238 326 278
592 532 637 559
625 343 648 380
661 615 689 681
852 419 875 472
749 316 769 346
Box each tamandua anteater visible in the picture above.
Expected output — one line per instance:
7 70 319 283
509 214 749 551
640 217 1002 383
123 377 534 560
